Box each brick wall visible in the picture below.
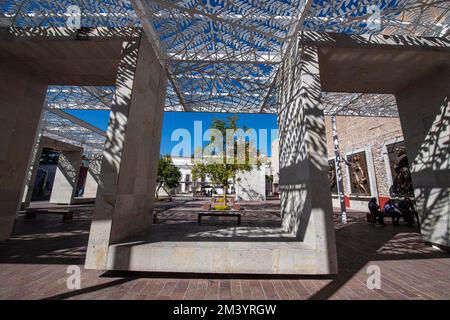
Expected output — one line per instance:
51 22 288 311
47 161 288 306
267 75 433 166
325 116 404 198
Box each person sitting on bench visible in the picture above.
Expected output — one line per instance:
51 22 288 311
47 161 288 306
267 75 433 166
383 199 402 225
397 198 419 227
368 197 386 225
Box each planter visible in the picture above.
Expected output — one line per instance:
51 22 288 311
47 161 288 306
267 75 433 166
201 201 241 211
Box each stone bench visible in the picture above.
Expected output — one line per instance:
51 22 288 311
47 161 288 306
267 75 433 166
25 209 74 222
197 211 241 225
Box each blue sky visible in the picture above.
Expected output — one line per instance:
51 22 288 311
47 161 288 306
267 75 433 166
65 110 278 156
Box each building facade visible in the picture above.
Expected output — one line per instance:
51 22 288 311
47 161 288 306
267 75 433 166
167 156 270 201
325 116 407 212
271 116 408 212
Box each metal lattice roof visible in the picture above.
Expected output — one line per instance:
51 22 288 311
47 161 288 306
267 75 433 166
41 86 109 155
45 86 113 110
133 0 449 113
42 110 106 156
2 1 449 151
321 92 398 117
304 0 450 37
135 0 308 112
0 0 139 28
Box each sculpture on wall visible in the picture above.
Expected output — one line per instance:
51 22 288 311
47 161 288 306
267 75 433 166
343 153 369 195
390 146 414 197
328 160 337 194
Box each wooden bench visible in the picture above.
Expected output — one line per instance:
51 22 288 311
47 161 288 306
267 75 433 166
198 211 241 225
25 209 73 222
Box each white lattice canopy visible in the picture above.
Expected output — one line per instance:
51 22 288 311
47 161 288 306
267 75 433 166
2 1 449 151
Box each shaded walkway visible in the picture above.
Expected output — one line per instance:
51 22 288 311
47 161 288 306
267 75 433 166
0 200 449 299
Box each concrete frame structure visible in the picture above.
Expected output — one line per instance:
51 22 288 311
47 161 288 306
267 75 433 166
288 31 450 249
396 68 450 249
276 38 338 274
0 27 143 241
0 57 47 241
83 154 103 199
1 23 449 274
235 166 267 202
22 136 83 207
103 33 338 276
85 30 167 270
49 146 83 205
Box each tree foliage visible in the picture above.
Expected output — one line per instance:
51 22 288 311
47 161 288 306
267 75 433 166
156 155 181 199
192 116 259 202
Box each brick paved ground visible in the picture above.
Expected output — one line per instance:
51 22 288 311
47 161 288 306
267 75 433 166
0 199 449 300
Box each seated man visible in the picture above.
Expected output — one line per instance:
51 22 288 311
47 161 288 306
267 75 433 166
368 197 386 225
383 199 402 225
397 198 420 227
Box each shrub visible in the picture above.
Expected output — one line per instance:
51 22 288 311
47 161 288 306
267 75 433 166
213 204 230 211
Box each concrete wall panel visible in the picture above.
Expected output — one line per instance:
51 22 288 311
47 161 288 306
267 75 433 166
85 33 167 269
276 42 338 274
0 63 47 241
396 67 450 248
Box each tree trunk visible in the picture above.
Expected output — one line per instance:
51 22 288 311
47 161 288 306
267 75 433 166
162 185 172 201
155 184 161 200
223 185 227 204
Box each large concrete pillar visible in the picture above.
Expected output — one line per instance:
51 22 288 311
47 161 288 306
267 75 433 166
278 43 337 273
21 138 45 209
83 155 102 198
395 67 450 249
85 33 167 269
49 149 83 204
0 63 47 241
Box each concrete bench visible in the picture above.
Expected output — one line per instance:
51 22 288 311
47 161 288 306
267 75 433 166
198 211 241 225
25 209 74 222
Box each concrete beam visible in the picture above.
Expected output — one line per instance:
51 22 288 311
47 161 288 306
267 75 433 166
317 45 450 94
0 27 141 41
298 31 450 51
0 28 144 86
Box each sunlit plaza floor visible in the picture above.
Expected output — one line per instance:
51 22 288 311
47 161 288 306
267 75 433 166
0 198 449 300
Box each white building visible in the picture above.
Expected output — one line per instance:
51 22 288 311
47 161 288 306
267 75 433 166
166 156 272 201
171 157 197 194
271 139 280 194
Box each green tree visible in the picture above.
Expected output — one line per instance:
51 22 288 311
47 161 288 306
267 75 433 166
192 116 259 203
191 163 206 195
156 155 181 200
